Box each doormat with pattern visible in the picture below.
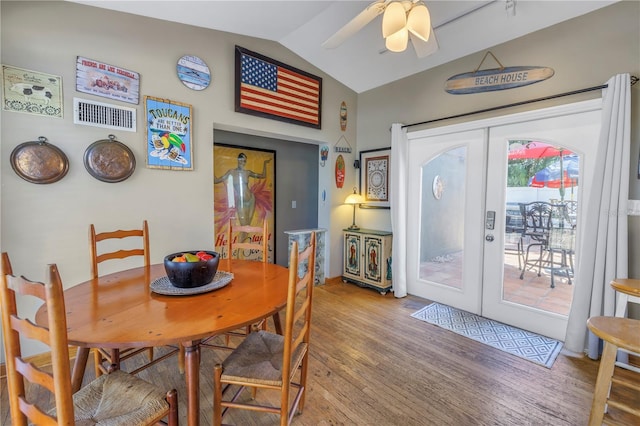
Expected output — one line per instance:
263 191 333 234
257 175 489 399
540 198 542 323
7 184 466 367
411 302 563 368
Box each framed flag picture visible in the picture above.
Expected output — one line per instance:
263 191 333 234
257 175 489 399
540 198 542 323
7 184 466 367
235 46 322 129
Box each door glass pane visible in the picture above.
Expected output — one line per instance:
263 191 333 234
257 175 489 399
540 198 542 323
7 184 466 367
504 139 577 315
419 146 466 289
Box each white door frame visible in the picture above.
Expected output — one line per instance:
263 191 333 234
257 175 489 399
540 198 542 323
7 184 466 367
405 99 602 339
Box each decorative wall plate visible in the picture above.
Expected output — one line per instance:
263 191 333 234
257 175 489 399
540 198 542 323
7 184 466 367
176 55 211 91
84 134 136 183
10 136 69 184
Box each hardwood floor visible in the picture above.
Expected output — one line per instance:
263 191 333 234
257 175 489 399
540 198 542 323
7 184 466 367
2 281 635 425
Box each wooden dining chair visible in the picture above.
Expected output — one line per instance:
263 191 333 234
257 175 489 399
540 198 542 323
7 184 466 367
213 232 316 426
90 220 184 376
0 252 179 426
227 217 269 262
223 217 270 346
586 316 640 426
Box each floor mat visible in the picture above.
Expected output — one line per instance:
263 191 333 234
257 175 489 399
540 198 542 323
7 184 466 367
411 302 563 368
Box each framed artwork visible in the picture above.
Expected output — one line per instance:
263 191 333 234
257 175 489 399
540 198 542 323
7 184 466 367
213 143 275 262
235 45 322 129
145 96 193 170
359 147 391 209
2 65 63 118
76 56 140 104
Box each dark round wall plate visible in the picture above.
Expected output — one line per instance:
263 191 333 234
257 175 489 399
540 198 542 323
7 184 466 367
84 134 136 183
10 137 69 184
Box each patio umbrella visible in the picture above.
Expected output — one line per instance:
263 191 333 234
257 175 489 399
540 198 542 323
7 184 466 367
529 155 579 189
508 142 574 201
507 141 574 160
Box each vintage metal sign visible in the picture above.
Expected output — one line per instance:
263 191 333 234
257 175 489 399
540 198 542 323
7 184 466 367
445 66 554 94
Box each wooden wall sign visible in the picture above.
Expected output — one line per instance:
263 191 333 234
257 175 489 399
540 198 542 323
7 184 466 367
445 66 554 94
340 101 347 131
335 155 345 188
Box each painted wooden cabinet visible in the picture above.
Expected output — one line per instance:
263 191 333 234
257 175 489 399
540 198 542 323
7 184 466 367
342 229 392 295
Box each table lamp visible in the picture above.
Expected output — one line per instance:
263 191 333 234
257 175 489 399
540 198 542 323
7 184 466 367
344 187 364 230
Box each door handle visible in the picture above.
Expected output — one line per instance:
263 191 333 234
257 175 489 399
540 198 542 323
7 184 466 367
486 234 495 242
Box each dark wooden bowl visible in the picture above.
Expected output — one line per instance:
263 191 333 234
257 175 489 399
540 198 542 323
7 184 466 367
164 251 220 288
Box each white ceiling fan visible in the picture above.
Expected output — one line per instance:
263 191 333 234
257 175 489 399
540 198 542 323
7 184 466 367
322 0 439 58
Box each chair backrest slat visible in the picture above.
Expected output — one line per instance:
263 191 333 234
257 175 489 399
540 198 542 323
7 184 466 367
0 252 75 425
228 218 269 262
90 220 150 278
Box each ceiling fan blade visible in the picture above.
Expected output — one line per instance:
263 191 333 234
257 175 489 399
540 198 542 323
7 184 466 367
410 27 438 58
322 0 387 49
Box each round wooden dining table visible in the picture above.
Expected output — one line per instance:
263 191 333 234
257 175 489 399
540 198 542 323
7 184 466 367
36 259 290 426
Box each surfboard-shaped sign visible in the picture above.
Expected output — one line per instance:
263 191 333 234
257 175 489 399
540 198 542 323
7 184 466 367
445 66 554 94
335 155 345 188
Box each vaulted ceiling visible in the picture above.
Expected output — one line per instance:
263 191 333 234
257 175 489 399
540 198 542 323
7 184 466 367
69 1 618 93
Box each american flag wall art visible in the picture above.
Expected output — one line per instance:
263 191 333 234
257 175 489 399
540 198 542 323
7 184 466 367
235 46 322 129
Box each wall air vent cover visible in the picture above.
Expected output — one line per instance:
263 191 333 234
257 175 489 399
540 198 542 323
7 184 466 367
73 98 136 132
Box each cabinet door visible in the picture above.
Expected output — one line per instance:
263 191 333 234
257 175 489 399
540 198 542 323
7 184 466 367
344 233 361 277
363 236 383 283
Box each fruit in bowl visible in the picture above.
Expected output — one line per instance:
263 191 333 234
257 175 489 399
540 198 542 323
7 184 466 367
164 250 220 288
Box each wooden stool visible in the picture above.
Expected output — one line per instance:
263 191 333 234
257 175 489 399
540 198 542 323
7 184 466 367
586 316 640 426
610 278 640 370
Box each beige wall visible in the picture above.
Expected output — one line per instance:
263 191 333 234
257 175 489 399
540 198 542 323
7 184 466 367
0 1 358 357
2 1 639 358
355 1 640 254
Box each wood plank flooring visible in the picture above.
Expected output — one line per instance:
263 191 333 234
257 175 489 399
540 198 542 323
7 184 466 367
1 281 636 425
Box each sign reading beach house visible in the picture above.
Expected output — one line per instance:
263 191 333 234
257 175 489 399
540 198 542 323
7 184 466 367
445 66 554 95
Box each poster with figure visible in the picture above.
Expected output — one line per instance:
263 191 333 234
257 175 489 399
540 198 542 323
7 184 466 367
145 96 193 170
214 144 275 262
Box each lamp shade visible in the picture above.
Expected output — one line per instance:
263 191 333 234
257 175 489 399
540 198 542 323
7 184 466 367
345 192 364 205
385 28 409 52
407 3 431 41
382 1 407 38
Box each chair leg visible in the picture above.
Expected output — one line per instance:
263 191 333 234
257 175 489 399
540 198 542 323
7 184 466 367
178 346 185 374
588 341 618 426
110 348 121 371
146 347 154 362
213 364 223 426
298 355 310 413
166 388 179 426
94 348 104 377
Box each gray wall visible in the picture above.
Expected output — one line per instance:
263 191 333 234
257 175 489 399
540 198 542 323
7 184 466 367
213 130 319 266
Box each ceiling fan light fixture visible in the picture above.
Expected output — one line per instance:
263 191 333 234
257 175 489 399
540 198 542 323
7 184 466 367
407 3 431 42
382 1 407 38
385 27 408 52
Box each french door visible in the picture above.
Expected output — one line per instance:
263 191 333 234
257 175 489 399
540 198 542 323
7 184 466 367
406 100 601 340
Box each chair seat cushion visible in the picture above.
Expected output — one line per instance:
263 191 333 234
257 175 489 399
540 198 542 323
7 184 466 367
221 330 307 386
69 370 169 425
